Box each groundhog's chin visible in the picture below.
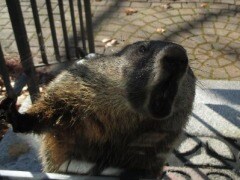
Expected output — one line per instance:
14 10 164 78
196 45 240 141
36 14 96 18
148 97 174 120
148 82 178 120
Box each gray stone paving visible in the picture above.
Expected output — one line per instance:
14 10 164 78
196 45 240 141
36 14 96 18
0 0 239 79
92 1 240 80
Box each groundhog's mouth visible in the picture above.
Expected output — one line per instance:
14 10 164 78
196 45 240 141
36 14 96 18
148 79 178 120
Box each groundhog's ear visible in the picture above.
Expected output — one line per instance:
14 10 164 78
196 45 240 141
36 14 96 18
148 82 178 119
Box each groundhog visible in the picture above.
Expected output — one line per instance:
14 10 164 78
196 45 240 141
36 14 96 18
0 41 195 179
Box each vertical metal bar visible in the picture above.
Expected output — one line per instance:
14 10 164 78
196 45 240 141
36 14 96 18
83 0 95 53
0 43 16 99
46 0 61 62
77 0 87 53
69 0 79 58
58 0 70 60
30 0 48 65
6 0 39 102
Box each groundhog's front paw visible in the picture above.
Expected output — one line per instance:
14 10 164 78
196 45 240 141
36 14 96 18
0 97 24 132
0 97 16 121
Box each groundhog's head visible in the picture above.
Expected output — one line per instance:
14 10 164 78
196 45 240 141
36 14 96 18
75 41 191 120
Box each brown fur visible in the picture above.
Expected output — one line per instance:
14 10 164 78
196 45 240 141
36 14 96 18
2 41 196 178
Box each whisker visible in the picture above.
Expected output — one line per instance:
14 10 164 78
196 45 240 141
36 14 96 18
120 34 126 43
189 62 212 68
139 30 150 40
195 79 206 90
189 62 201 65
190 67 211 74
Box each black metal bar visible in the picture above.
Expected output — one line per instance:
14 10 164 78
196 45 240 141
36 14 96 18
69 0 79 58
13 73 28 96
46 0 61 62
83 0 95 53
58 0 70 60
6 0 39 102
77 0 87 54
30 0 48 65
0 43 16 99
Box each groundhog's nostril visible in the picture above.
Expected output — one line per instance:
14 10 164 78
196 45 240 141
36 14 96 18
162 45 188 72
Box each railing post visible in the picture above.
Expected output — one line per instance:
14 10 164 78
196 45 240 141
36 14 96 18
83 0 95 53
0 43 16 99
69 0 80 58
58 0 70 60
6 0 39 102
77 0 87 54
46 0 61 62
30 0 48 65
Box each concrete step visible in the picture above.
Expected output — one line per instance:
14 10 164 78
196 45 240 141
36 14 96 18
170 80 240 178
0 167 239 180
0 169 116 180
186 80 240 138
194 80 240 105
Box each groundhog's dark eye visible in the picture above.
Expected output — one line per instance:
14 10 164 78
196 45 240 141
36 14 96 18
139 45 148 54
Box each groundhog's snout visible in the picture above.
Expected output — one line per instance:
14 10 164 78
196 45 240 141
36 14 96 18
161 45 188 75
147 44 189 120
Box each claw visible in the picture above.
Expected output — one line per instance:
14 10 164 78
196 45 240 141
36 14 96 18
0 97 17 111
0 96 36 133
0 97 37 133
0 97 18 126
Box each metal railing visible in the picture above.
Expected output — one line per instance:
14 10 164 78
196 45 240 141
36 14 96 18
0 0 95 102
